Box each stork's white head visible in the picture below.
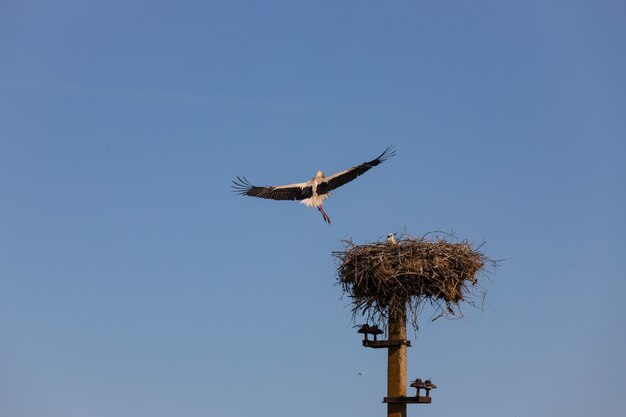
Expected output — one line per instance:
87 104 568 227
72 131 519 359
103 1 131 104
386 233 397 244
315 170 325 178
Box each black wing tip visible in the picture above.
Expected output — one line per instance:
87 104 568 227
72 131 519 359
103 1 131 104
231 175 253 195
373 145 397 164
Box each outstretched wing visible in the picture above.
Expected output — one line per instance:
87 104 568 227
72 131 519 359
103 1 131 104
232 176 313 201
316 146 396 195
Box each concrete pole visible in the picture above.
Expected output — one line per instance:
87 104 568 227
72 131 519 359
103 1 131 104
387 309 407 417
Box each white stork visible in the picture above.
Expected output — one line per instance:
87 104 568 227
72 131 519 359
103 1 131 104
232 146 395 224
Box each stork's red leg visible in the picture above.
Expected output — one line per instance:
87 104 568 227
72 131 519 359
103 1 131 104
318 205 331 224
317 206 327 223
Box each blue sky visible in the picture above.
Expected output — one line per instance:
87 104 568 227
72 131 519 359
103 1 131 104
1 1 625 416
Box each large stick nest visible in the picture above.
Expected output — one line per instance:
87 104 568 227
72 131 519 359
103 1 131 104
333 234 494 330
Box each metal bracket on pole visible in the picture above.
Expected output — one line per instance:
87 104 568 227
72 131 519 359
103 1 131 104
357 324 411 349
363 339 411 348
383 379 436 404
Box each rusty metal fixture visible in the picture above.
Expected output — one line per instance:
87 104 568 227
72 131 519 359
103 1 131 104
357 324 384 341
357 324 411 348
363 339 411 349
383 396 432 404
410 378 437 398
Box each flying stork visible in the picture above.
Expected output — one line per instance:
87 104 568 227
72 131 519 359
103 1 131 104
232 146 395 224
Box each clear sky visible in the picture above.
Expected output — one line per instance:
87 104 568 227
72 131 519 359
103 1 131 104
1 1 625 416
